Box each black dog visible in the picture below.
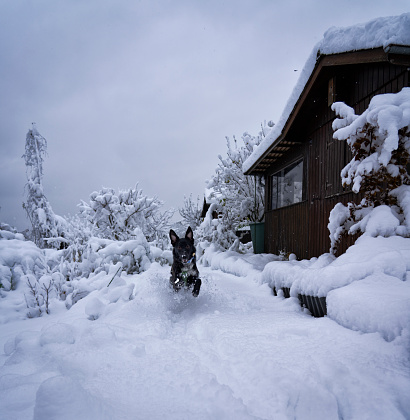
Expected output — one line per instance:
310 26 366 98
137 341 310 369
169 227 201 297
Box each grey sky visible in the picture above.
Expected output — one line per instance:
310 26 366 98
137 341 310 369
1 0 409 230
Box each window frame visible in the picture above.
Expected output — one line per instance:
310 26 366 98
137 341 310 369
270 158 304 210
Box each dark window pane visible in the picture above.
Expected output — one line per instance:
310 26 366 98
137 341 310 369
271 159 303 210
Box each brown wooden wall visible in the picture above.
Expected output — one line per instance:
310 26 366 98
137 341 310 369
264 59 409 259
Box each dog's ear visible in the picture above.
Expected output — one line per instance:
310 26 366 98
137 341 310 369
185 226 193 242
169 229 179 246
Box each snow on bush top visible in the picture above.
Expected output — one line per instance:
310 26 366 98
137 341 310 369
0 237 46 291
243 12 410 174
332 88 410 171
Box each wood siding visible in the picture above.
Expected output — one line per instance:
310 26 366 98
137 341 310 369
263 60 409 259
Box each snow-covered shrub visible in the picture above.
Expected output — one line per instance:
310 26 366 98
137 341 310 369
92 228 152 275
60 235 153 282
24 273 64 317
79 184 173 242
64 262 135 310
0 223 25 240
329 88 410 253
201 123 273 251
195 203 239 256
22 124 65 249
58 214 93 281
179 194 202 230
0 219 152 316
0 223 71 317
150 245 173 266
0 236 47 291
207 124 272 226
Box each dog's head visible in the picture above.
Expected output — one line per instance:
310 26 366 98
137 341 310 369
170 226 195 264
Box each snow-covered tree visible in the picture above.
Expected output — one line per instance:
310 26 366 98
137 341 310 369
22 124 62 248
79 184 173 242
179 194 202 230
328 88 410 253
194 202 238 254
192 122 273 252
207 122 273 226
202 122 273 250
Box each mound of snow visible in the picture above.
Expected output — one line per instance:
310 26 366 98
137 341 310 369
261 236 410 297
0 238 46 291
200 243 280 278
327 273 410 341
33 376 111 420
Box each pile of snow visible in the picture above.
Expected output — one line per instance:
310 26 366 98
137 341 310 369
327 273 410 342
0 223 26 241
261 235 410 341
149 245 173 266
243 12 410 173
1 257 410 419
0 237 46 292
0 234 64 320
65 262 135 312
200 243 280 278
318 13 410 55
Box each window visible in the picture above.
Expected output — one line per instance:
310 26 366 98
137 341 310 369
271 159 304 209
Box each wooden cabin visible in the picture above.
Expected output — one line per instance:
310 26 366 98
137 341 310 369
244 18 410 259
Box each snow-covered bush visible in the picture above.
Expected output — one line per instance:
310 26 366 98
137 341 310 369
0 222 152 316
200 123 273 251
60 227 153 283
150 245 173 266
207 124 272 226
0 222 22 239
0 229 66 317
179 194 202 230
22 124 65 249
195 203 239 257
329 88 410 253
79 184 173 242
90 229 152 275
58 214 93 281
24 272 65 317
0 235 47 291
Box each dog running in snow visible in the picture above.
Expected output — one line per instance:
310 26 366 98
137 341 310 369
169 227 201 297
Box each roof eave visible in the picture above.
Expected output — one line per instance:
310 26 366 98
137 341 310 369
244 45 409 176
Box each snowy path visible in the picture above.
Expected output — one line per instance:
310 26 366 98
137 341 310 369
1 263 409 420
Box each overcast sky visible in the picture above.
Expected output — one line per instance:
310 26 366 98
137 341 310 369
1 0 409 230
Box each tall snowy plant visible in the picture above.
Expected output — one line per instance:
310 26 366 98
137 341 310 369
196 122 272 251
179 194 202 230
328 88 410 253
207 122 273 226
22 124 60 248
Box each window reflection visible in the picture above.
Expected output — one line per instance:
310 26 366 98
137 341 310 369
271 159 303 209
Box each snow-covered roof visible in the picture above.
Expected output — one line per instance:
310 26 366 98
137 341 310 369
243 13 410 174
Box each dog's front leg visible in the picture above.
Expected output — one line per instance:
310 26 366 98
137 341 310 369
192 278 201 297
170 268 181 291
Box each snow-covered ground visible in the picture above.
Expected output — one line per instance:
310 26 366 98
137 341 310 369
1 256 409 420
